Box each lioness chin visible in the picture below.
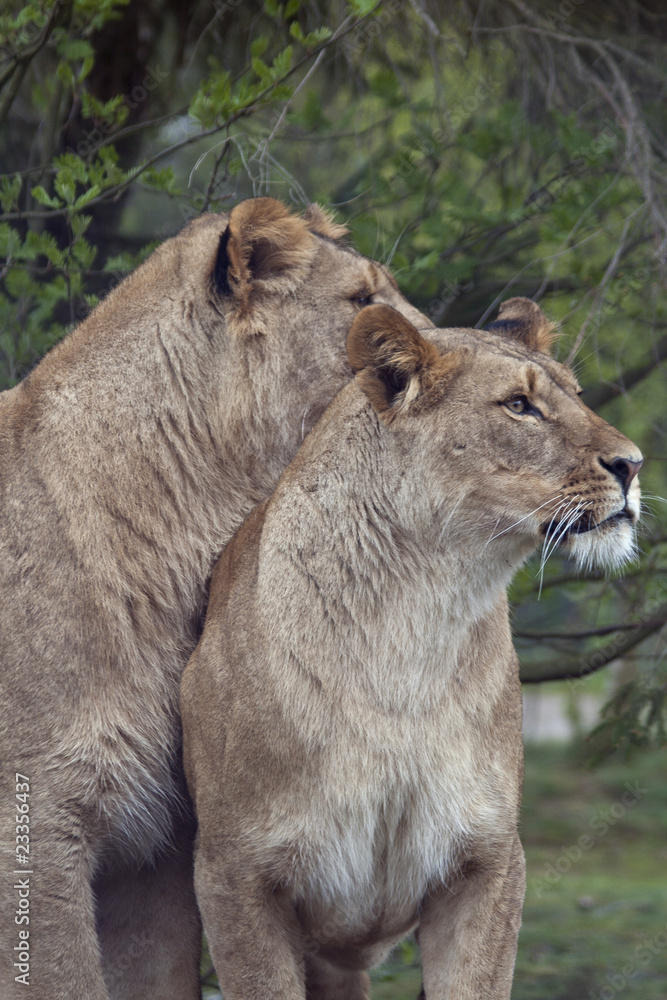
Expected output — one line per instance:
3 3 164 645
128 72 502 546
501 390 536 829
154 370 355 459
0 199 430 1000
181 299 642 1000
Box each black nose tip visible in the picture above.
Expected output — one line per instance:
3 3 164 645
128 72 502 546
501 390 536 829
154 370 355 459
600 456 643 491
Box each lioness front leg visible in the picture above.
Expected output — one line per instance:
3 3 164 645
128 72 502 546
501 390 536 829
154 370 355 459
305 953 371 1000
418 836 525 999
194 837 306 1000
0 780 108 1000
95 821 201 1000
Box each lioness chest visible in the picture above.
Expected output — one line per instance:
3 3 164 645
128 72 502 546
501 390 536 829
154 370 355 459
245 698 515 946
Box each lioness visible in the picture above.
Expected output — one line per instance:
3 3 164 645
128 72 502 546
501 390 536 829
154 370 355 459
0 199 430 1000
181 300 642 1000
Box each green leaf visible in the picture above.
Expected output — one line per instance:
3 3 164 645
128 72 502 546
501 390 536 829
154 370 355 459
22 230 66 267
271 45 293 78
72 185 101 210
57 38 95 62
141 166 179 194
1 174 22 212
71 237 96 268
0 223 21 259
252 56 271 81
289 21 305 42
80 92 128 126
347 0 378 16
69 213 92 238
189 69 233 127
300 26 332 46
53 153 89 185
54 177 76 205
13 5 42 30
31 185 62 209
250 36 269 58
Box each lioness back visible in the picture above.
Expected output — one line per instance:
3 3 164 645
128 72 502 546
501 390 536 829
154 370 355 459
0 199 430 1000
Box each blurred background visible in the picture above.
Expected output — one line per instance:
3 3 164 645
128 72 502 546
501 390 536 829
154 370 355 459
1 1 666 996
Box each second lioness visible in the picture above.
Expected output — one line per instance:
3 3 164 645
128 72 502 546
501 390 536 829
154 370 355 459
182 300 642 1000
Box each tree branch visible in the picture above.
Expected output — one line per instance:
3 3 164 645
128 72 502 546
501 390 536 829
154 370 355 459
515 619 665 640
582 332 667 410
519 604 667 683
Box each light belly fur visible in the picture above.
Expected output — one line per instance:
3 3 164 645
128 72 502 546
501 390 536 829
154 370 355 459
258 728 512 945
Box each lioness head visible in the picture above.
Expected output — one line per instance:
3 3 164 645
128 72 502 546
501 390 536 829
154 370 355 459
125 197 431 460
348 299 642 574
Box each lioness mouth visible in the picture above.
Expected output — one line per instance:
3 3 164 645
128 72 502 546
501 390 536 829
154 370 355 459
552 506 634 538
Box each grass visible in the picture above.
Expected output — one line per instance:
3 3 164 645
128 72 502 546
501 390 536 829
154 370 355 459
514 743 667 1000
202 743 667 999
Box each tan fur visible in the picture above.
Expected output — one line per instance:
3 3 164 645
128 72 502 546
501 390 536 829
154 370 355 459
0 201 430 1000
181 301 642 1000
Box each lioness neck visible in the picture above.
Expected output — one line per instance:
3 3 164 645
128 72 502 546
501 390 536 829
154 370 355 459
18 282 311 638
258 386 520 713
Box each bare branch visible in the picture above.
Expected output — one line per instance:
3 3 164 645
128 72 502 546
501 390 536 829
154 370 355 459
519 605 667 684
515 619 666 640
582 332 667 410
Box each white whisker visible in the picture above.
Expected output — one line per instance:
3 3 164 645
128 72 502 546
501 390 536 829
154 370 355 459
537 498 588 597
487 493 563 543
537 498 575 598
437 495 466 547
539 497 577 567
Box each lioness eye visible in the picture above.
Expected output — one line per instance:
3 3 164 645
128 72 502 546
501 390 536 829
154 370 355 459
506 396 527 413
503 395 544 419
353 295 373 307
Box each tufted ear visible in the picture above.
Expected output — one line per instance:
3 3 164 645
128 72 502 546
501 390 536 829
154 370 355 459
213 197 317 301
485 297 557 355
347 304 462 419
301 203 348 241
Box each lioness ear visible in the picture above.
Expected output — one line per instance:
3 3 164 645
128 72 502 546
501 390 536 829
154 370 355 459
347 304 457 419
301 203 348 241
213 197 316 299
486 297 557 355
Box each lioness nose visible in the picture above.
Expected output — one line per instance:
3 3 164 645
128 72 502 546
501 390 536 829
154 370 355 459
600 455 643 491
